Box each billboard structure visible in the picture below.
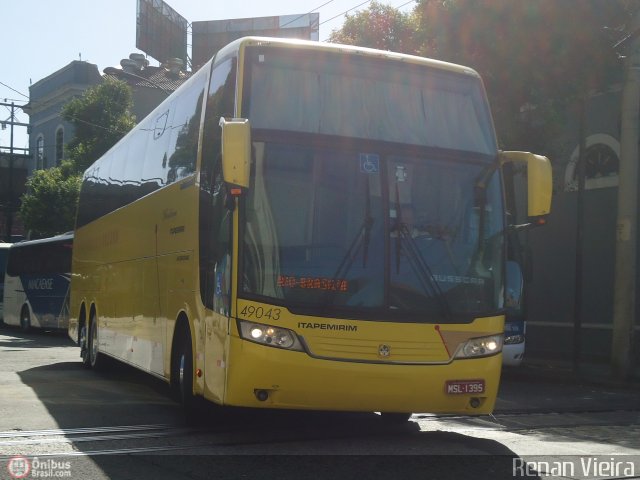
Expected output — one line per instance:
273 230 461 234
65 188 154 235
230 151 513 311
192 13 320 68
136 0 188 65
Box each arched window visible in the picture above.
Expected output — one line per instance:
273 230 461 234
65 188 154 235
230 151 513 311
36 135 44 170
55 127 64 165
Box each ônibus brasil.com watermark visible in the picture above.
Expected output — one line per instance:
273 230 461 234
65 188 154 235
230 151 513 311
7 456 71 479
513 456 638 478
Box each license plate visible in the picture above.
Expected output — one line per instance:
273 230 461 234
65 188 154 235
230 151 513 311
445 379 485 395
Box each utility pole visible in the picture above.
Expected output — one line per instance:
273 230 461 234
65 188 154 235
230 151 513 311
573 98 587 375
1 101 29 242
611 11 640 380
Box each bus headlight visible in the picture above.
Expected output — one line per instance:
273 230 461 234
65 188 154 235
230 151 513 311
238 320 304 352
455 334 503 359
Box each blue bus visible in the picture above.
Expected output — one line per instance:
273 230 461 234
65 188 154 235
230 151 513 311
2 233 73 331
503 260 525 366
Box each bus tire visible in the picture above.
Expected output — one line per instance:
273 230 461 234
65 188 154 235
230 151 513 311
79 320 90 367
20 306 31 333
88 314 107 371
172 324 197 422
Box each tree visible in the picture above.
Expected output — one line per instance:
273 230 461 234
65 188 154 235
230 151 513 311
328 1 420 54
414 0 635 152
62 77 136 173
19 78 135 237
328 0 638 153
19 167 81 238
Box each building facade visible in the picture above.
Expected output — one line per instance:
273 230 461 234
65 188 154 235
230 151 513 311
24 61 103 175
25 55 191 178
523 84 640 369
0 151 29 240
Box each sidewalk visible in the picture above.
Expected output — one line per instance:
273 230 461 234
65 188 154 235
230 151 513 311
505 357 640 390
496 357 640 414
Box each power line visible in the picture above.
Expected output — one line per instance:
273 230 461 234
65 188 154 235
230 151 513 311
0 81 28 99
280 0 337 29
0 97 27 104
64 114 129 134
395 0 417 9
10 92 134 135
321 0 417 41
320 0 373 26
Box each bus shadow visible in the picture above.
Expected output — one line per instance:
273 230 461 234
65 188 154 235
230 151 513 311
0 324 73 349
13 359 543 479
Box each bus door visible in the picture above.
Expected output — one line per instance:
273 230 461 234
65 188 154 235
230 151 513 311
200 176 233 404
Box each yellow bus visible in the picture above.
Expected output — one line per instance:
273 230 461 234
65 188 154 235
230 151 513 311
69 37 551 420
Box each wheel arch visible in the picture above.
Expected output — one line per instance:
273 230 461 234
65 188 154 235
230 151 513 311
20 302 32 329
20 302 31 318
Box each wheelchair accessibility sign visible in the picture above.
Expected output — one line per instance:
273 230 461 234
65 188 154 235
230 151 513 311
359 153 379 174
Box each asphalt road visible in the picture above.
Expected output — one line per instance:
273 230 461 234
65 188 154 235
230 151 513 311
0 326 639 480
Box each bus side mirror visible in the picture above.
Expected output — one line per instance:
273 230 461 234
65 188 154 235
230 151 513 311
220 117 251 189
500 151 552 227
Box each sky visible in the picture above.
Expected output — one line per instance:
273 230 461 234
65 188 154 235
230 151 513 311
0 0 415 152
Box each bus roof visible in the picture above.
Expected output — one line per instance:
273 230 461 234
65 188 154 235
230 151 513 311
216 36 482 79
8 232 74 249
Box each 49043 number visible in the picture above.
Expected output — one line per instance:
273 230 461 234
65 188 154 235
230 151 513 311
240 305 281 321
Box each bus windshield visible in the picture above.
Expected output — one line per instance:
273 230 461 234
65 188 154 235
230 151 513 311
6 240 73 277
240 47 504 321
241 143 504 320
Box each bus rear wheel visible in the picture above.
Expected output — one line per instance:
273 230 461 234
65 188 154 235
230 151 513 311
88 315 107 370
20 306 31 333
80 322 90 367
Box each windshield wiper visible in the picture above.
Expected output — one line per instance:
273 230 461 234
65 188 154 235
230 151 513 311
395 223 454 322
393 185 453 322
330 217 370 284
321 180 374 308
361 179 373 268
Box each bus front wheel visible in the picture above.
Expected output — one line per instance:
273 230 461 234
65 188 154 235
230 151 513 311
20 306 31 333
172 324 198 423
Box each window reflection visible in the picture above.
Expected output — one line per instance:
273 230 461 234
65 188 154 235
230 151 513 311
77 66 209 228
247 47 495 155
